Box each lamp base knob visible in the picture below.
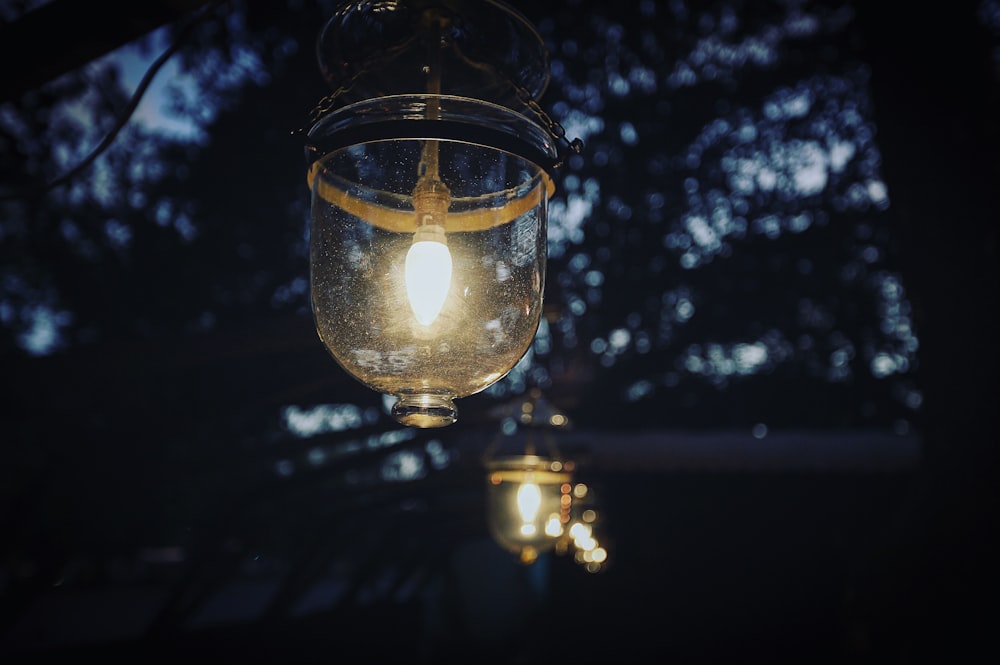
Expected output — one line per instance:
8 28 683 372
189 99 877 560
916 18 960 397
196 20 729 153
392 391 458 428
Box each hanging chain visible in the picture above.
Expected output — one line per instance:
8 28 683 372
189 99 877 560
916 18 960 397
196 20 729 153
509 79 584 168
449 42 584 169
292 69 364 138
301 73 364 132
293 34 419 137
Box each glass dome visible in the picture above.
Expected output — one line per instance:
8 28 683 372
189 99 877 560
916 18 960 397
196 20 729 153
308 95 556 427
304 0 570 427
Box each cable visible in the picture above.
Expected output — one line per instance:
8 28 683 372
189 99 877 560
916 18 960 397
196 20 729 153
0 0 227 202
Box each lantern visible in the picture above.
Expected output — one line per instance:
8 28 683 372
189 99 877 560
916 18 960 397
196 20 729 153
485 453 572 565
304 0 580 427
483 388 574 564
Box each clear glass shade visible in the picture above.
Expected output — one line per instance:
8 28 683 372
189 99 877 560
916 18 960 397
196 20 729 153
485 455 571 564
308 96 555 427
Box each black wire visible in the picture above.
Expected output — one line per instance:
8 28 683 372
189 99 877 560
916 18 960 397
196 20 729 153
0 0 227 202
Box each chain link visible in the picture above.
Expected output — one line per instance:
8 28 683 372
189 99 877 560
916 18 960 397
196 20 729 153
294 34 419 137
301 72 364 131
292 75 359 137
455 45 584 167
510 81 584 167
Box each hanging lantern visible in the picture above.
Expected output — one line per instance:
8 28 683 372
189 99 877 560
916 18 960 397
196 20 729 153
485 453 572 565
483 388 574 564
304 0 581 428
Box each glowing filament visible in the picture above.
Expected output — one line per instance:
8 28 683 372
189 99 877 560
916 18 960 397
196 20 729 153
405 224 452 325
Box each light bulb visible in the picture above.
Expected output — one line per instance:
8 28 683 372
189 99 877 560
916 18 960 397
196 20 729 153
516 482 542 523
404 224 452 325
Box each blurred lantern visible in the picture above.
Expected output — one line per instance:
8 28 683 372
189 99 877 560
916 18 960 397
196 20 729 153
303 0 581 428
484 389 574 564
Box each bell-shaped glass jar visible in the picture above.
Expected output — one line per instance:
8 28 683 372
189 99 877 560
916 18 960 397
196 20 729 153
485 454 572 565
308 95 556 427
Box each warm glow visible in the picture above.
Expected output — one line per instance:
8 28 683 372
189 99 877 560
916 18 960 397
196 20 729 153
517 482 542 524
404 227 452 325
545 514 564 537
569 522 591 540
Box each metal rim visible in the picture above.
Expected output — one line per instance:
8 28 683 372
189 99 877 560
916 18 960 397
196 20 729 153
305 94 560 177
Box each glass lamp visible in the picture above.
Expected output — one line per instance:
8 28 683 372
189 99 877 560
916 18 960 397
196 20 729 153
483 388 574 564
304 0 579 428
485 453 572 565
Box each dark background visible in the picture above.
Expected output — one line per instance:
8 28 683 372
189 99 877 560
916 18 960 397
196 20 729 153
1 1 998 663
